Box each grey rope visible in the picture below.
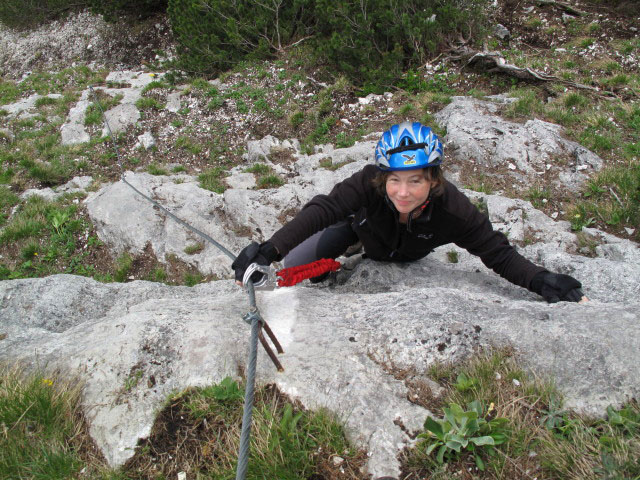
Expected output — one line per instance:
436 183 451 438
90 85 264 480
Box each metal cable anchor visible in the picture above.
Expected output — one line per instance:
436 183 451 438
242 307 284 372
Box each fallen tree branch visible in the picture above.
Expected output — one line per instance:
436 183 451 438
536 0 587 16
463 51 611 95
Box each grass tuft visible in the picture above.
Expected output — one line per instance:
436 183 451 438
0 366 87 480
404 348 640 479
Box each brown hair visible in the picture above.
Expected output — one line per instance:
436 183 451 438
372 166 446 197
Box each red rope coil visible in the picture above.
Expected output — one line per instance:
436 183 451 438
276 258 341 287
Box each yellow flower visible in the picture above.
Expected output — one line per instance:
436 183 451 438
487 402 495 414
42 379 53 386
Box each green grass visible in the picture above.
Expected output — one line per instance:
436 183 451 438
257 174 284 189
504 88 545 118
198 167 228 193
0 185 19 226
135 96 164 111
404 348 640 480
244 163 271 175
569 160 640 234
147 163 168 175
184 242 204 255
175 135 202 155
0 367 85 480
526 187 551 208
0 195 96 281
85 93 123 126
140 80 171 94
114 252 133 283
126 378 363 478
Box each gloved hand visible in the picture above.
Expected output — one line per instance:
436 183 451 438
231 241 280 285
530 271 584 303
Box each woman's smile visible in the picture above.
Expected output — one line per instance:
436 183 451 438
385 169 432 220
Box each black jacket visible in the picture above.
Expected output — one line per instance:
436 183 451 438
270 165 545 289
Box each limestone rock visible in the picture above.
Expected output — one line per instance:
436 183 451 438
61 89 91 146
21 176 93 201
134 131 156 150
1 241 638 477
434 96 604 191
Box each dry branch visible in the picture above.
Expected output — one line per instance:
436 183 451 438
536 0 587 16
457 50 611 95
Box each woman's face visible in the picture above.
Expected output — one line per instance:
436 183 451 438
385 169 433 215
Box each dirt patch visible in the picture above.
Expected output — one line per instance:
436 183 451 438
122 383 369 479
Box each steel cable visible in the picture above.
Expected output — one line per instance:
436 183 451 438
89 85 263 480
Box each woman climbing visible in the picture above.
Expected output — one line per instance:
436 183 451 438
232 121 583 303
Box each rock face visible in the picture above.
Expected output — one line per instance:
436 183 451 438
1 243 638 477
2 80 639 477
434 95 604 192
85 139 372 279
3 135 640 477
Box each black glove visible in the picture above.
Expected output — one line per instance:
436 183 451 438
530 271 583 303
231 241 280 284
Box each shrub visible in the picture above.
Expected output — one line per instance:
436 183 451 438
167 0 490 91
89 0 167 21
167 0 315 76
0 0 82 29
312 0 490 92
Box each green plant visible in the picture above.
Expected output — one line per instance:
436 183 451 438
314 0 489 91
89 0 167 22
198 167 227 193
0 0 82 29
446 249 459 264
606 403 640 437
0 186 19 226
114 252 133 282
454 372 478 393
184 242 204 255
34 96 59 108
0 367 84 479
257 174 284 189
147 163 168 175
184 272 203 286
146 266 168 283
141 80 170 94
123 369 143 392
505 88 544 118
540 394 567 430
318 157 354 171
419 400 509 470
526 187 550 208
50 210 70 234
135 96 164 110
244 163 271 175
579 38 594 49
85 93 123 126
175 135 202 154
289 111 305 129
168 0 314 76
564 92 588 109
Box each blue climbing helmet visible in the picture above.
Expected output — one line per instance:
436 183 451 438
374 121 443 171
